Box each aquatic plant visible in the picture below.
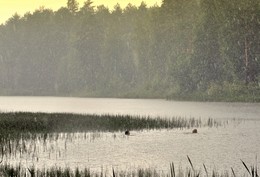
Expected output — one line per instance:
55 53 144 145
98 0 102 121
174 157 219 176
0 112 208 136
170 162 175 177
0 159 258 177
241 159 258 177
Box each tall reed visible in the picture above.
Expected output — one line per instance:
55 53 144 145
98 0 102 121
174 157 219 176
0 112 210 136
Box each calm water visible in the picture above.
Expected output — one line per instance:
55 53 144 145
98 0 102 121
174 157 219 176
5 122 260 175
0 96 260 120
0 97 260 175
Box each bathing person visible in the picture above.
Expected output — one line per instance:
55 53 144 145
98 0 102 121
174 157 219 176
192 129 198 133
125 130 130 135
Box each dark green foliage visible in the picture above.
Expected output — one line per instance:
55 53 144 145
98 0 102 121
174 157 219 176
0 0 259 101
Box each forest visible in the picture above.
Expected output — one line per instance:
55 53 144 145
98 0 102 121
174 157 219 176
0 0 259 101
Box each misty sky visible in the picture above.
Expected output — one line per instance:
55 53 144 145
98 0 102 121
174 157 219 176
0 0 161 24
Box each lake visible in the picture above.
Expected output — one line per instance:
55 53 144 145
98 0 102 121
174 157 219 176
0 96 259 120
0 96 260 175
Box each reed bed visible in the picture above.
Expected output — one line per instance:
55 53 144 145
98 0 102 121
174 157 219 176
0 112 207 135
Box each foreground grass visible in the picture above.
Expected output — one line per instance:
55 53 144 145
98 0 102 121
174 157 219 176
0 157 257 177
0 112 207 135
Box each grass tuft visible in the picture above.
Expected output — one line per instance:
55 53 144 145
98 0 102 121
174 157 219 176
170 162 175 177
203 164 208 177
0 159 258 177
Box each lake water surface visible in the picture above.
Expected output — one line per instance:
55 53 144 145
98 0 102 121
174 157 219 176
0 97 259 175
0 96 259 120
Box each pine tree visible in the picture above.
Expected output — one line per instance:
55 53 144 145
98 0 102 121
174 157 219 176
67 0 79 14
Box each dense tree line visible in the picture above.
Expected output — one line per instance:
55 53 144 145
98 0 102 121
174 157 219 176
0 0 259 101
